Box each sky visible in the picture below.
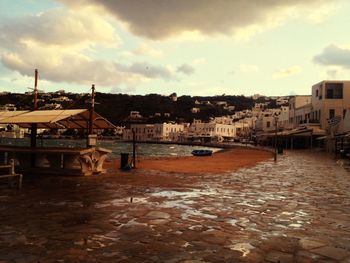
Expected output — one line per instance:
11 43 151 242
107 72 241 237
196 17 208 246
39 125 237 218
1 0 350 97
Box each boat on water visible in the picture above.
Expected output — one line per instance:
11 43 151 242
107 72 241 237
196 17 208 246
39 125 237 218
191 149 213 156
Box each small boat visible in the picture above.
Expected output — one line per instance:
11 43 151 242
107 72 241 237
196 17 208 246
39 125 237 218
191 149 213 156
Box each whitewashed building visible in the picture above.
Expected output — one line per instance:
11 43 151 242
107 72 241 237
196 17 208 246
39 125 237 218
123 123 184 141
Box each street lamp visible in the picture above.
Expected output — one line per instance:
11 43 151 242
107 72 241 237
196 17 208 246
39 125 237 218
274 115 278 162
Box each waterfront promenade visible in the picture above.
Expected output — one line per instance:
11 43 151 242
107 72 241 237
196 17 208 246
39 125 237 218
0 149 350 262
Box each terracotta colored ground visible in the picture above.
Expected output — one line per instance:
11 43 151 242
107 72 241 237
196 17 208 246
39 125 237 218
105 148 273 175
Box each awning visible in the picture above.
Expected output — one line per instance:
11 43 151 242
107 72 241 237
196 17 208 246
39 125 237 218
0 109 116 130
281 126 326 137
0 110 29 120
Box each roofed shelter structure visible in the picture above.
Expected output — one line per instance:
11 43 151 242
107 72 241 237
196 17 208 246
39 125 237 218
0 109 115 130
0 109 116 176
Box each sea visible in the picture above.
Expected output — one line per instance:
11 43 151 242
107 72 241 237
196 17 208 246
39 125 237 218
0 138 220 158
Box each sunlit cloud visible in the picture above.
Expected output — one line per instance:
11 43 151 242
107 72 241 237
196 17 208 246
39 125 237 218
0 7 121 48
0 7 181 88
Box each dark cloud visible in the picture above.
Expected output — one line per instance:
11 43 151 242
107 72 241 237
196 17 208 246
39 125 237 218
60 0 332 39
313 44 350 69
177 64 195 75
126 62 174 79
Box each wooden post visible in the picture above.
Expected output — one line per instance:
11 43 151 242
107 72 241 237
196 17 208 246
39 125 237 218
30 69 38 168
30 69 38 148
310 131 313 150
132 130 136 168
274 116 278 162
86 84 95 148
89 84 95 136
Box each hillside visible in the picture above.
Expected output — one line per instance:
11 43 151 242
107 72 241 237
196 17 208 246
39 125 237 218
0 92 257 125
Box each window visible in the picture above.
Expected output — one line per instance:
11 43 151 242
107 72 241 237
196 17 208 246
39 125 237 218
325 83 343 99
267 121 271 128
329 109 335 119
316 90 319 97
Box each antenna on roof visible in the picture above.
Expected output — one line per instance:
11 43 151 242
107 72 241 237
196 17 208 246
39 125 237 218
34 69 38 110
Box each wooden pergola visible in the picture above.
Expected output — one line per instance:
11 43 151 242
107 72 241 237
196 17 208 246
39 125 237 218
0 109 116 176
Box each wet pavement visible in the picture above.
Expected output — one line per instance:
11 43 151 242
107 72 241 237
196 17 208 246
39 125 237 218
1 150 350 262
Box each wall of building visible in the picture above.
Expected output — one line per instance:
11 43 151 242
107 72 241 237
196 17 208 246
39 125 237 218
289 96 312 128
123 123 184 141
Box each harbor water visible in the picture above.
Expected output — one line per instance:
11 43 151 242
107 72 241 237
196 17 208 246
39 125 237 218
0 137 221 158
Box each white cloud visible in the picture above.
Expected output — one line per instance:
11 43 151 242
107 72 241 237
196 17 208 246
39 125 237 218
273 66 301 79
59 0 339 40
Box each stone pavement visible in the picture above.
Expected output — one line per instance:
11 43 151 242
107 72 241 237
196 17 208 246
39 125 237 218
0 150 350 262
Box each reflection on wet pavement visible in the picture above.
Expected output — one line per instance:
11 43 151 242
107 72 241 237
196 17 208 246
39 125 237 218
1 150 350 262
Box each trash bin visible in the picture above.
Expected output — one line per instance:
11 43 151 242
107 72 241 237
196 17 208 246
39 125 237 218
120 153 129 169
277 146 283 154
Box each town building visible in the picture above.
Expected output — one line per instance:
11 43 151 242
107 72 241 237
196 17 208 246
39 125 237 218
278 106 290 129
129 111 142 119
187 119 237 142
311 80 350 130
123 123 184 141
288 95 312 128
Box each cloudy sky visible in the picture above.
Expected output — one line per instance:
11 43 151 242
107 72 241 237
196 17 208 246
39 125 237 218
0 0 350 96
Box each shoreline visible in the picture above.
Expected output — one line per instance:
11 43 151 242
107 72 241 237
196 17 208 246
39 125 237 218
105 147 273 175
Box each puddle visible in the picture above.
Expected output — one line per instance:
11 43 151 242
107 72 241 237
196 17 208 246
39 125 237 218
151 189 217 199
95 197 149 208
227 218 238 226
229 242 255 257
117 218 147 229
39 201 83 207
288 223 303 228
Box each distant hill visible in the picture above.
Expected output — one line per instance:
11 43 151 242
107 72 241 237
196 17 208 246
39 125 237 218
0 92 257 125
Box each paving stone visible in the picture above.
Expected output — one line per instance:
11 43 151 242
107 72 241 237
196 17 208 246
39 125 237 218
180 260 209 263
296 250 324 262
311 246 350 261
299 238 326 250
341 256 350 263
2 151 350 262
265 251 294 263
148 219 170 225
146 211 171 219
